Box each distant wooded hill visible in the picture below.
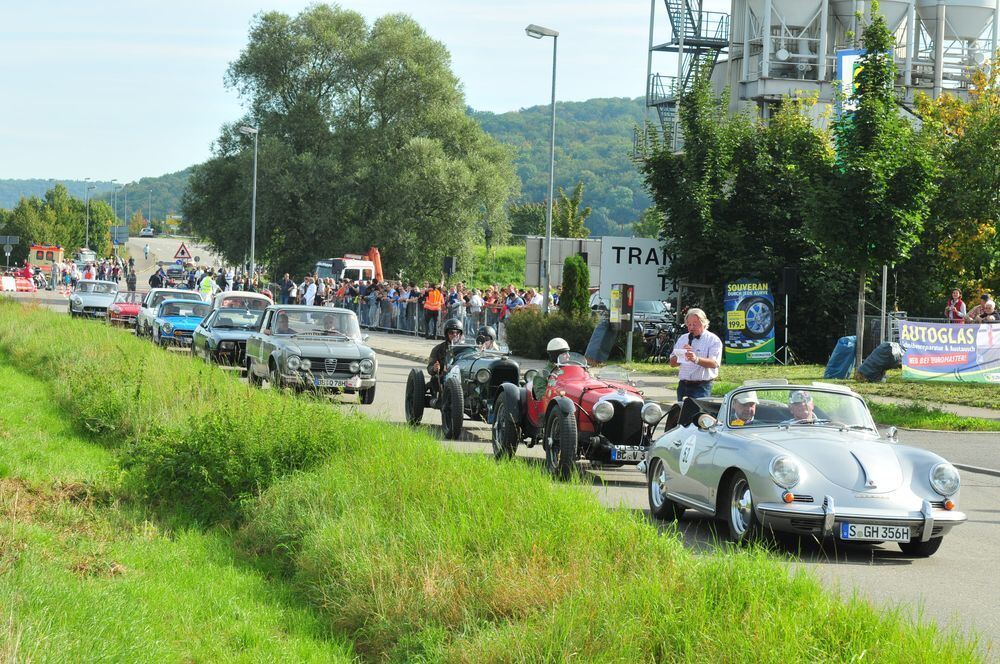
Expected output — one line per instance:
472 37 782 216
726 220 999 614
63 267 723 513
0 98 652 235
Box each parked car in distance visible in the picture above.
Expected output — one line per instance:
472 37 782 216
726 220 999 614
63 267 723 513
137 288 204 337
107 290 146 328
245 305 377 403
69 280 119 318
152 299 213 347
212 290 272 311
192 307 264 368
139 226 154 237
645 381 967 556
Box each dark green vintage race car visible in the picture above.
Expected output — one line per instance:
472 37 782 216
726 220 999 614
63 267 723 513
405 340 521 444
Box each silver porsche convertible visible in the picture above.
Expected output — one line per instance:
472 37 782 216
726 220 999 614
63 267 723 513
645 380 966 557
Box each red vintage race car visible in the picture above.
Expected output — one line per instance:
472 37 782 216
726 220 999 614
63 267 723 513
492 351 669 479
107 290 145 328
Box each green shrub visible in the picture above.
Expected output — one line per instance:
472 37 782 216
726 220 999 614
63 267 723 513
559 254 589 317
504 307 595 358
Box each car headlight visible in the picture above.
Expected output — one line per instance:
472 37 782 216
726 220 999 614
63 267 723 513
349 361 360 373
475 368 491 383
593 400 615 422
286 355 301 371
219 341 234 350
300 358 311 371
72 297 82 307
109 306 121 314
162 323 174 334
359 358 375 375
929 463 960 496
769 455 800 489
641 402 663 425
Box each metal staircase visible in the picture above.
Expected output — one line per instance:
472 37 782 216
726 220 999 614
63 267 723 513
647 0 730 148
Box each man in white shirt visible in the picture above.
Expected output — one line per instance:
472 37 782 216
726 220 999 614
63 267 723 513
303 276 317 306
669 307 723 401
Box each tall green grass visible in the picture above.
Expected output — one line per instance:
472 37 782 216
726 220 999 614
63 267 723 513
0 354 355 662
0 300 984 662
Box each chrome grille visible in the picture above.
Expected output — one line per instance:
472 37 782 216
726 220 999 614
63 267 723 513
173 330 192 338
302 358 352 374
929 501 945 509
792 495 814 503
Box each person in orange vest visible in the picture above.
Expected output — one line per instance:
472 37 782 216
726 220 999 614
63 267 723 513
423 283 445 339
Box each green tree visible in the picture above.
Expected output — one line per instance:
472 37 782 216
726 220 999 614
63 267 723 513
184 5 517 279
508 201 545 237
551 182 592 238
816 1 938 369
560 254 590 317
631 207 663 239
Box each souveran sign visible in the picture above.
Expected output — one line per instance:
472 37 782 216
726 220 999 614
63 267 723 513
599 237 670 301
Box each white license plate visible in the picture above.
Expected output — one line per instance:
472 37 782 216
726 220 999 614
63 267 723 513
611 447 646 462
314 378 347 388
839 523 910 542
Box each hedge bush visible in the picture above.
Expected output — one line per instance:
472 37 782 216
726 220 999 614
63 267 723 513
504 308 595 358
559 254 589 318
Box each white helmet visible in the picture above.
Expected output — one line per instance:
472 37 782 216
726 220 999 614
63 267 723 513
546 337 570 353
546 337 570 363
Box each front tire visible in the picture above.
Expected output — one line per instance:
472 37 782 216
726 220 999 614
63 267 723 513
491 396 520 460
404 369 426 424
359 385 376 405
725 471 758 543
899 536 943 558
544 407 577 481
441 376 464 440
247 359 262 387
268 362 282 389
648 457 686 521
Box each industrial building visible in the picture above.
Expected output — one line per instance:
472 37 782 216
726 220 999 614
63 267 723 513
646 0 1000 146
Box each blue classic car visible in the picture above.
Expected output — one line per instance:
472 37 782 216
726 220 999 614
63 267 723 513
152 299 213 347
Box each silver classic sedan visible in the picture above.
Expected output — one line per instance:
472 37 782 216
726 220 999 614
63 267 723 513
245 305 377 404
645 381 966 557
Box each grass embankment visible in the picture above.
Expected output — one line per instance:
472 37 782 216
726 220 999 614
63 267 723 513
0 300 983 662
628 362 1000 431
0 360 354 662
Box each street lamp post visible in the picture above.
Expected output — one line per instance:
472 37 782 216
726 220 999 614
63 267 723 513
525 23 558 314
239 125 260 276
148 190 153 229
123 183 129 228
110 178 118 224
85 184 96 249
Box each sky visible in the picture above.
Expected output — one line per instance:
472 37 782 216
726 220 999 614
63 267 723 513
0 0 728 183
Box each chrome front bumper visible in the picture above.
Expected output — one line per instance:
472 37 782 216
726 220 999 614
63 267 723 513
757 496 967 542
280 372 376 391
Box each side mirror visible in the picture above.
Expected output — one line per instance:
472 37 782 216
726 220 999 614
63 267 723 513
696 414 717 431
886 426 898 441
523 369 538 386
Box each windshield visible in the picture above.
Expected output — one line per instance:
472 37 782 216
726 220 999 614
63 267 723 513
217 295 269 311
150 291 201 309
556 351 589 368
160 301 212 318
76 282 117 294
113 291 144 304
634 300 667 314
270 308 362 339
214 308 263 329
725 387 875 431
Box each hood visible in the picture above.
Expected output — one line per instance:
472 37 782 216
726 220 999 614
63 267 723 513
112 303 141 313
162 315 206 330
75 292 117 304
213 328 256 342
287 338 369 359
739 429 902 493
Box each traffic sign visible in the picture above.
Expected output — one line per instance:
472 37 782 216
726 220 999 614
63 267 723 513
0 236 19 246
174 243 192 260
3 244 11 255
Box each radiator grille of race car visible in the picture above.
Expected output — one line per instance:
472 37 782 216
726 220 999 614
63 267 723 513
488 361 519 388
603 401 644 445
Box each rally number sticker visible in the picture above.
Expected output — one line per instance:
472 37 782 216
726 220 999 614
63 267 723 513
678 435 697 475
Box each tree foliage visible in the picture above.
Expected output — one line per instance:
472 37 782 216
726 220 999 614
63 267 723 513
0 185 114 263
183 5 517 279
560 254 590 317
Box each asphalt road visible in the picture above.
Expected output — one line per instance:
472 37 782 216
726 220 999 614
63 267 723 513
10 295 1000 652
125 236 222 278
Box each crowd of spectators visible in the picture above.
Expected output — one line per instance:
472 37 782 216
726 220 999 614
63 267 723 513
273 274 557 340
945 288 999 324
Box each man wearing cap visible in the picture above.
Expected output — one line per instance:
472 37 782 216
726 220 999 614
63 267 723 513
730 391 758 426
670 308 723 401
786 390 817 423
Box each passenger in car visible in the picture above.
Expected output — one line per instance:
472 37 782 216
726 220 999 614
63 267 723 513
786 390 817 423
729 391 758 426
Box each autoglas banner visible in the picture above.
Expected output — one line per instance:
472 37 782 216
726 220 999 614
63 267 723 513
723 280 774 364
900 321 1000 383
